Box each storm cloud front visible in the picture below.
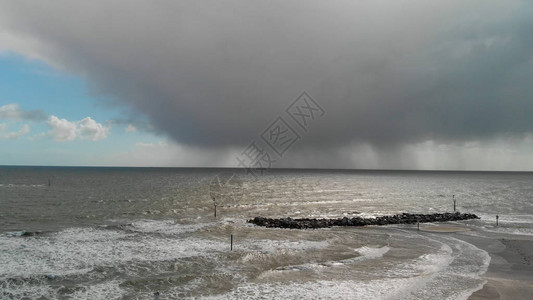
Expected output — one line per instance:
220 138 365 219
1 0 532 169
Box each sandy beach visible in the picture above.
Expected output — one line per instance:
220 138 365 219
461 235 533 300
415 225 533 299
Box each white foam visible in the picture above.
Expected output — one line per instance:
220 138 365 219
0 227 227 279
257 246 390 279
0 183 45 188
409 244 454 275
239 239 328 266
473 214 533 236
334 246 390 265
0 279 126 300
3 231 28 237
69 281 125 300
0 279 56 300
386 233 491 300
486 227 533 236
239 239 328 254
0 222 492 300
355 246 391 259
0 225 328 284
125 219 214 235
203 278 427 300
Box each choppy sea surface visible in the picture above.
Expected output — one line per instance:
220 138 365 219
1 167 532 299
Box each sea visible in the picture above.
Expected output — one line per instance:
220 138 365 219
1 167 532 299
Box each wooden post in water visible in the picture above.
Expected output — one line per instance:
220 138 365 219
230 234 233 251
417 222 420 231
496 215 499 226
212 196 217 218
453 195 456 212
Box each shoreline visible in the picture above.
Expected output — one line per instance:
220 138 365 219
455 233 533 300
248 215 532 299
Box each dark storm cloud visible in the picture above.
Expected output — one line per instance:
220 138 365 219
0 0 532 151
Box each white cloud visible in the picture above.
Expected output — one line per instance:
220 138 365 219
0 123 30 139
78 117 109 141
0 107 110 142
46 115 109 142
47 116 77 141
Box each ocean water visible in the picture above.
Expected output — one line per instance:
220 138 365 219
0 167 532 299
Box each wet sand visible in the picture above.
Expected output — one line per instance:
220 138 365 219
419 225 470 232
461 235 533 300
469 277 533 300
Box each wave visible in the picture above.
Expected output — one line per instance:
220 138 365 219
247 232 490 300
0 183 46 188
2 231 45 237
0 226 228 280
259 246 391 276
0 218 493 300
470 214 533 236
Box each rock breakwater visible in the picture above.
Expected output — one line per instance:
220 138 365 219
248 212 479 229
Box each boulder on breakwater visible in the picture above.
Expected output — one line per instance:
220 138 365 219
247 212 479 229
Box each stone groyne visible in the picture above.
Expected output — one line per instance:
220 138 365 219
248 212 479 229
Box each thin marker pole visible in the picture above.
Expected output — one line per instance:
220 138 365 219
230 234 233 251
212 196 217 218
417 222 420 231
496 215 499 226
453 195 456 212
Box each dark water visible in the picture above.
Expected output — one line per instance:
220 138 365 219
0 167 532 299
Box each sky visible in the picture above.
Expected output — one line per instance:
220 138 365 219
0 0 532 170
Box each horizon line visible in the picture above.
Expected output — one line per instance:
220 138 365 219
0 164 531 173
